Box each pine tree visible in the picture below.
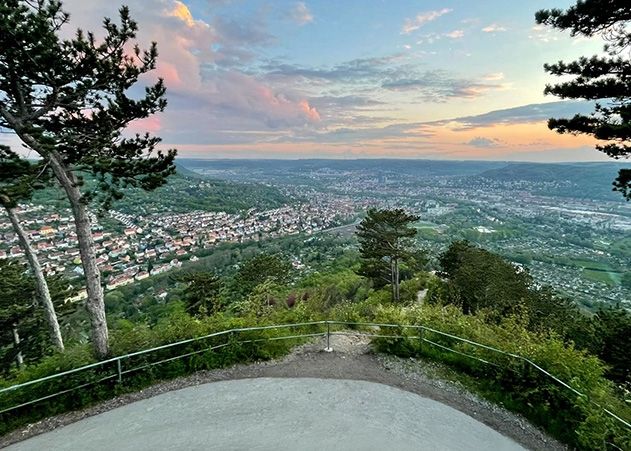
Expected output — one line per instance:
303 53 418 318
536 1 631 199
233 253 293 298
181 273 224 317
0 260 75 370
356 208 420 302
0 1 177 357
0 146 64 352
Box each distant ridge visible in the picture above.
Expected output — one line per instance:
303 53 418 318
475 162 623 200
177 158 507 177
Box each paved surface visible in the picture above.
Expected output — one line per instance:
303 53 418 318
7 377 525 451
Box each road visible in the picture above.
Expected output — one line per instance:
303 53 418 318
8 377 525 451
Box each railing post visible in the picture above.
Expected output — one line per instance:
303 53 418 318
324 321 333 352
419 326 424 355
117 358 122 384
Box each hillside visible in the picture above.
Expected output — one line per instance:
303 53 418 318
31 166 290 215
177 158 508 180
178 159 629 202
475 162 626 200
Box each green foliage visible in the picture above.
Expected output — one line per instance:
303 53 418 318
0 306 317 436
0 260 44 370
231 253 293 299
437 240 533 315
592 305 631 383
179 272 224 317
0 249 629 448
232 280 285 317
0 0 177 209
0 147 51 208
0 260 76 371
356 208 422 301
435 241 631 382
300 268 372 311
29 168 289 215
370 303 631 450
536 0 631 199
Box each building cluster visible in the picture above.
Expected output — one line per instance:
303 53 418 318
0 200 357 299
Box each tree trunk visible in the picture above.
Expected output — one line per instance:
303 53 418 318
390 258 396 301
46 154 109 358
4 204 64 352
12 323 24 368
5 120 108 357
394 257 400 302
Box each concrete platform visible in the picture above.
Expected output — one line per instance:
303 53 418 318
7 378 526 450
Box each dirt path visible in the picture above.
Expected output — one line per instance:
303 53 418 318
0 334 565 450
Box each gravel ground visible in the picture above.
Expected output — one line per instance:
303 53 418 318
0 334 566 450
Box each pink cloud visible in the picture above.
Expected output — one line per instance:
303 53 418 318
60 0 320 141
299 100 321 122
128 115 163 134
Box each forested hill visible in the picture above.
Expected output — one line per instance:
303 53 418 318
31 165 290 215
178 158 507 178
474 162 626 200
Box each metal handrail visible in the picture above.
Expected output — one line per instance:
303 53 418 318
0 320 628 431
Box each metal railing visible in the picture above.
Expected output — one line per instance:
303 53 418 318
0 320 629 432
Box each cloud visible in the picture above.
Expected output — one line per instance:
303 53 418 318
212 15 275 49
444 30 464 39
482 24 507 33
381 70 504 102
289 2 313 25
414 29 465 45
277 122 427 144
261 54 408 84
483 72 504 81
401 8 452 35
171 101 601 160
166 0 195 26
443 100 596 129
55 0 321 146
43 1 600 162
465 137 500 148
263 56 505 102
528 24 563 43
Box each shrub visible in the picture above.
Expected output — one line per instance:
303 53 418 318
369 304 630 450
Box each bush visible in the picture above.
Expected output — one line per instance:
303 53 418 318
0 307 318 436
1 279 629 450
369 304 631 450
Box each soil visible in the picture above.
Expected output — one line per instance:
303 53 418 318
0 334 566 450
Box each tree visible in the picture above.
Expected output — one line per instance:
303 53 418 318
536 1 631 200
438 241 534 315
233 253 293 298
0 146 64 351
236 279 282 317
0 260 75 370
0 1 177 357
181 272 224 317
356 208 420 302
437 239 472 279
592 304 631 383
0 261 34 369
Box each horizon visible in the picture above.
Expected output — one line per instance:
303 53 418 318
174 157 625 164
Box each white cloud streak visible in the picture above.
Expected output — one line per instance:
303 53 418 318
401 8 452 35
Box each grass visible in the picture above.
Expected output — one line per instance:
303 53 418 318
582 269 621 287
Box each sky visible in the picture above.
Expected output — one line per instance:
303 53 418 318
4 0 614 161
